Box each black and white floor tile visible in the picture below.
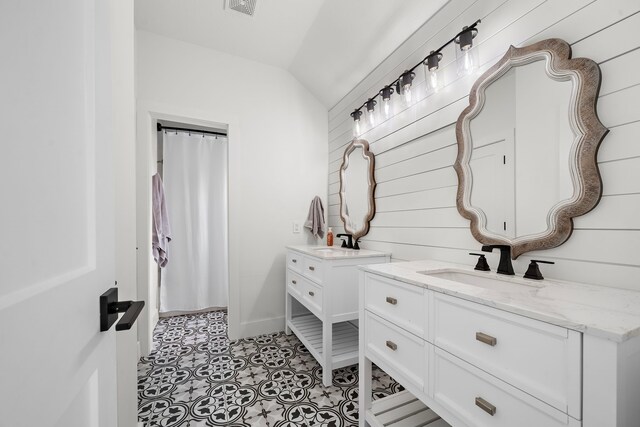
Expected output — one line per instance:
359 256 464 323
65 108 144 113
138 310 403 426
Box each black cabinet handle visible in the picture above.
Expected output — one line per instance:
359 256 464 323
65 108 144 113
100 288 145 332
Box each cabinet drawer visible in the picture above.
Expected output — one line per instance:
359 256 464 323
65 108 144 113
287 251 303 273
286 270 303 297
302 256 323 284
364 273 425 338
433 348 578 427
364 311 425 391
433 293 581 416
301 280 323 315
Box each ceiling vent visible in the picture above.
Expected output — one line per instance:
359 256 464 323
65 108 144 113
226 0 258 17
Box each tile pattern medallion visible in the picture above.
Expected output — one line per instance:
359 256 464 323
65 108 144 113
138 310 403 426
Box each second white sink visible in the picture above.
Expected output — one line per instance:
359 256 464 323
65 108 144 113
313 248 347 253
418 269 543 290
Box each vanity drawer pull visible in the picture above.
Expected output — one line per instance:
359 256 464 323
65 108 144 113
308 266 315 271
475 397 496 416
476 332 497 346
386 340 397 351
291 280 297 285
385 297 397 305
308 291 315 297
292 259 297 263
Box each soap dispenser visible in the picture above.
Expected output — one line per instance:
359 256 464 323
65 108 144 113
327 227 334 247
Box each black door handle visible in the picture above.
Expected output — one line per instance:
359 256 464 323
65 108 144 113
100 287 145 332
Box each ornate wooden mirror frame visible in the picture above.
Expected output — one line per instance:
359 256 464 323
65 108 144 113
339 139 376 240
454 38 608 258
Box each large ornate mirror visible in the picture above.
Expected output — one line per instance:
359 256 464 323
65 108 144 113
455 39 608 258
339 139 376 240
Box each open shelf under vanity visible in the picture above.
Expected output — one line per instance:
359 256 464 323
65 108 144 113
366 390 450 427
287 313 359 369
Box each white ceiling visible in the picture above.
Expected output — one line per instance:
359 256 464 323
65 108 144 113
135 0 448 108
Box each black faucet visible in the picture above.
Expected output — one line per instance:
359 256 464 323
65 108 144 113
481 245 514 275
523 260 555 280
336 233 353 249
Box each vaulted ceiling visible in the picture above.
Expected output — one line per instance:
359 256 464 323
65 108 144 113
135 0 448 108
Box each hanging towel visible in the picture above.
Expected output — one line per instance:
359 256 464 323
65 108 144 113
152 173 172 267
304 196 326 239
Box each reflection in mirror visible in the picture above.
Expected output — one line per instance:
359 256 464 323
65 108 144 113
339 139 376 240
455 39 608 258
469 59 575 238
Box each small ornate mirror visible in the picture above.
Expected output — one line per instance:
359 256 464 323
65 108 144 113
455 38 608 258
339 139 376 240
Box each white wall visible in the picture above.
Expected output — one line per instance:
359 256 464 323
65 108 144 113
136 31 328 347
328 0 640 290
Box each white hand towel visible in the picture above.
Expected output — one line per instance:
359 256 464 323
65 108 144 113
304 196 326 239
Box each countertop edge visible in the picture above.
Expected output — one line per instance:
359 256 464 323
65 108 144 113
359 263 640 343
286 245 392 259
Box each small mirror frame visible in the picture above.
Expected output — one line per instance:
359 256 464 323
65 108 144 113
455 38 608 259
339 139 376 240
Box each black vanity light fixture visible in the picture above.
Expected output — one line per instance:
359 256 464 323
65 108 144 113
365 98 377 128
397 70 417 106
349 19 481 136
454 25 479 76
350 109 363 137
424 51 444 94
379 85 395 120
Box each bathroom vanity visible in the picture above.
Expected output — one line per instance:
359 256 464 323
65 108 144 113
285 245 390 386
358 260 640 427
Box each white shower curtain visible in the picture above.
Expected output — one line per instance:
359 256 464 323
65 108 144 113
160 131 229 313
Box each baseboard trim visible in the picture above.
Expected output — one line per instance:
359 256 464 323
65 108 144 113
151 309 159 330
159 306 227 318
237 316 284 339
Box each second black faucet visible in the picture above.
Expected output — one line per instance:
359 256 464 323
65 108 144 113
481 245 514 276
336 233 353 249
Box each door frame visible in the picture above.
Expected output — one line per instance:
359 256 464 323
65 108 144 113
135 101 240 355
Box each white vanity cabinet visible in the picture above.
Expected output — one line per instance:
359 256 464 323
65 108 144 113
359 261 640 427
285 246 390 386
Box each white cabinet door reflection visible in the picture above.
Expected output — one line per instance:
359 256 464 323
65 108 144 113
469 58 575 239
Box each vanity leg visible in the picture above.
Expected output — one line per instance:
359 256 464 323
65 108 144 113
359 356 372 427
284 293 291 335
358 271 372 427
322 319 333 387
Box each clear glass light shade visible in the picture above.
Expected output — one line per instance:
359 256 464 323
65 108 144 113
379 86 395 120
456 43 479 76
402 84 413 105
424 65 444 94
398 71 416 108
367 108 377 128
381 97 393 119
352 119 361 137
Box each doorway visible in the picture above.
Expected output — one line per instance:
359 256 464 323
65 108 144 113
136 108 236 356
155 121 229 317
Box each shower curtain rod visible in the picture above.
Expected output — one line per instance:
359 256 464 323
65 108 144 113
157 123 227 137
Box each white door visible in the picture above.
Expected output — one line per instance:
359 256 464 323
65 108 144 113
0 1 118 426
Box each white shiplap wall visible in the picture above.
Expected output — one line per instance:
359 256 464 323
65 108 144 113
327 0 640 290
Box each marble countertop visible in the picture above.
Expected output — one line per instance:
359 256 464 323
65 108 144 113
286 245 391 260
360 260 640 342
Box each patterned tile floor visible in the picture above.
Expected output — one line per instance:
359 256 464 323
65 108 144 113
138 310 403 426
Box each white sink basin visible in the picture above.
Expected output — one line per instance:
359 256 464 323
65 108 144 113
313 248 349 253
418 269 542 290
